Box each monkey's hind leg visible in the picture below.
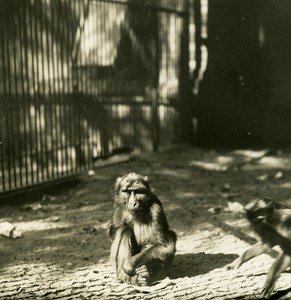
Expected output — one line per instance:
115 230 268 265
262 253 291 298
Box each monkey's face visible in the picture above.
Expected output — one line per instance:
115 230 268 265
245 197 275 224
115 173 151 214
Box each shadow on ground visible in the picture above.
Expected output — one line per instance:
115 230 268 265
171 252 238 279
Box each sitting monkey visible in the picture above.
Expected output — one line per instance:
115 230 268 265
109 172 177 286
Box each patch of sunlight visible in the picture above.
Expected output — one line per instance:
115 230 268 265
181 192 198 199
201 0 208 39
189 161 227 172
93 221 110 231
176 226 247 256
259 157 291 169
224 219 249 229
216 155 233 164
79 3 126 65
13 220 71 233
79 204 104 212
33 246 62 253
279 182 291 189
233 149 269 158
175 222 255 257
43 232 75 240
3 262 54 273
166 203 183 211
154 169 191 178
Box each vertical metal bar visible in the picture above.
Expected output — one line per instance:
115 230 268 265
5 3 18 189
47 1 56 177
11 0 24 188
63 1 74 174
100 1 107 155
49 1 62 178
151 6 160 152
53 0 65 177
71 0 78 172
179 0 192 143
34 2 49 181
28 0 40 184
34 0 45 182
44 1 55 179
192 0 202 91
2 3 13 190
0 5 8 191
58 1 70 175
85 1 91 168
17 1 29 186
22 2 35 185
75 0 82 171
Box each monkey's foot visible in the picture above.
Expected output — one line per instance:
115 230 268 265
131 265 150 286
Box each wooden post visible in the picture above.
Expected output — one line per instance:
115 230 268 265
179 0 192 143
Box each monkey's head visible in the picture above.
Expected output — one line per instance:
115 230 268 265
245 197 279 225
115 172 152 214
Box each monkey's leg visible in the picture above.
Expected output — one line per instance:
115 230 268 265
111 227 150 286
111 227 135 283
262 253 291 298
123 237 176 278
227 242 269 270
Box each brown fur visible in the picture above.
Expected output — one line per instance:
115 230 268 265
109 172 176 286
228 197 291 297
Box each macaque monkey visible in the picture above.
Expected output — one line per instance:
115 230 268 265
228 197 291 297
109 172 176 286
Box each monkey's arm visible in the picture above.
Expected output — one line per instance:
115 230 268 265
122 230 176 276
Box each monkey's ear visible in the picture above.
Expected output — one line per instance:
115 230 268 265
115 176 123 191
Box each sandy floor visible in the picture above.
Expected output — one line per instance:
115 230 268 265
1 145 291 299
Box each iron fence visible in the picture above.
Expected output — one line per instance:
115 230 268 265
0 0 190 193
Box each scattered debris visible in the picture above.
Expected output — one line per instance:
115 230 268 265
0 221 22 238
222 183 231 192
189 161 228 172
225 201 244 213
219 192 241 200
256 173 269 181
189 149 272 173
274 171 283 180
42 194 56 203
208 207 222 214
21 203 51 212
88 170 95 176
45 216 60 222
132 277 174 293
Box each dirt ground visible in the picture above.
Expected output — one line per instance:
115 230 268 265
1 145 291 299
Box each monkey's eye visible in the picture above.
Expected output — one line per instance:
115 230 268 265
121 189 131 195
134 189 146 195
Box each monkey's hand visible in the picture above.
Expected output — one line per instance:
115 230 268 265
122 260 136 276
226 258 242 270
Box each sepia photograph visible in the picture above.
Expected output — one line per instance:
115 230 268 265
0 0 291 299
